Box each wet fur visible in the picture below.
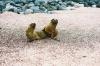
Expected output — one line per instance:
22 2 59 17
42 19 58 39
26 23 47 42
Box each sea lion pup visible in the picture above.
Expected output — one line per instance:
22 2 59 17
42 19 58 40
26 23 47 42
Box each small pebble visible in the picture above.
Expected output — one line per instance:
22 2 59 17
82 56 87 58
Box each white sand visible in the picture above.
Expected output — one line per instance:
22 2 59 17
0 7 100 66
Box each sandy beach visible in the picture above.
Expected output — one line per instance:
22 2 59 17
0 7 100 66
